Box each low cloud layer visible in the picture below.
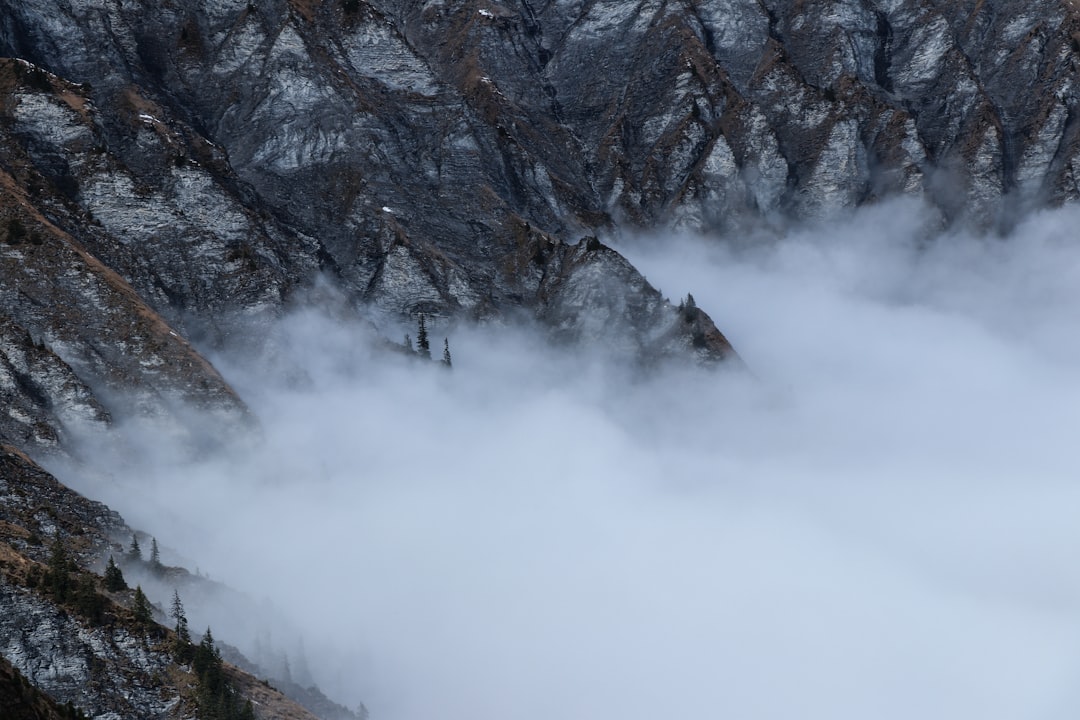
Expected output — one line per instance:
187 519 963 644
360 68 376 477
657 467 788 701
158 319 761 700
65 200 1080 719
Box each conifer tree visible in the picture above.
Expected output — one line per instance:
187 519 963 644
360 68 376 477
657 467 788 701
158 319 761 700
150 537 162 572
171 590 190 640
191 626 253 720
128 533 142 561
132 585 153 626
46 534 72 601
416 315 430 358
74 574 105 625
680 292 697 321
171 589 192 661
103 555 127 591
403 334 414 353
442 338 452 368
193 627 216 676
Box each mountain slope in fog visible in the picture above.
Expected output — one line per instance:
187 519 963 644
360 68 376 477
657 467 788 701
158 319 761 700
0 0 1079 718
1 0 1077 443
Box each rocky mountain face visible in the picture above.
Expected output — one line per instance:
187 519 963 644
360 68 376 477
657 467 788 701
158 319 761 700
1 0 1077 438
1 0 1078 717
0 443 355 720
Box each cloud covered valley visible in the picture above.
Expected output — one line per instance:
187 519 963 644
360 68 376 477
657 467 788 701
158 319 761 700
55 200 1080 720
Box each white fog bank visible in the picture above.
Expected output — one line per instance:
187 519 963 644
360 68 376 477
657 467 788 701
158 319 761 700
69 200 1080 720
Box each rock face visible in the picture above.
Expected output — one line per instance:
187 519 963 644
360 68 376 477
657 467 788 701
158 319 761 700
1 0 1075 444
1 0 1079 716
0 444 352 720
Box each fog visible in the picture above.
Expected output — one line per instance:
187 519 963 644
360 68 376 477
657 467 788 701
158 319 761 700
67 199 1080 719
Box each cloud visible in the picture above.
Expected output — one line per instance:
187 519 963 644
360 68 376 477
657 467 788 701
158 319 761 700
62 199 1080 719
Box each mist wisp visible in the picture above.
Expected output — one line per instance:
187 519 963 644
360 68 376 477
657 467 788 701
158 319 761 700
65 200 1080 720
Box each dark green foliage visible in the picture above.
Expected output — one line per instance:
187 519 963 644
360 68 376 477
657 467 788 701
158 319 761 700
132 585 153 626
73 575 105 625
0 655 92 718
342 0 360 14
5 218 26 245
103 556 126 591
679 293 697 321
416 315 430 359
43 538 107 624
150 537 162 572
46 535 72 602
171 590 192 662
128 534 142 561
192 629 253 720
442 338 452 368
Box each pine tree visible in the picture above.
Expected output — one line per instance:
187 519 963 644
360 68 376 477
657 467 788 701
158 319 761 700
403 334 414 353
194 627 226 701
128 533 142 561
150 537 162 572
193 628 216 676
680 293 697 321
46 534 72 601
74 574 105 625
5 217 26 245
171 589 192 661
103 555 127 591
442 338 452 368
192 626 257 720
171 589 189 639
132 585 153 626
416 315 430 359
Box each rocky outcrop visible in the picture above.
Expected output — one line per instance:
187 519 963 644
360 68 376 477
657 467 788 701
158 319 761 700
0 315 110 455
1 0 1078 716
0 576 182 720
0 445 357 719
0 42 733 449
0 655 84 720
0 0 1071 370
4 0 1071 445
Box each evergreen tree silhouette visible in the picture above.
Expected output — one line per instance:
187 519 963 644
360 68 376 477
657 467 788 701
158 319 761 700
417 315 430 358
132 585 153 626
442 338 452 368
46 534 71 601
171 589 192 661
103 555 127 591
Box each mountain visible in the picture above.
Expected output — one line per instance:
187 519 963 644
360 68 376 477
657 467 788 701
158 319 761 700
1 0 1078 717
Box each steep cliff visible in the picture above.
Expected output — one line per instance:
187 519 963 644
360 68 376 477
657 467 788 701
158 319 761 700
0 444 355 720
1 0 1078 716
2 0 1074 445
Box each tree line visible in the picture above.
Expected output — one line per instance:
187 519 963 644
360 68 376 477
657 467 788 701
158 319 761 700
403 314 452 367
27 532 255 720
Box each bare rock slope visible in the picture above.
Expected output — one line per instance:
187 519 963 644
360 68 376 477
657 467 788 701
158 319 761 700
2 0 1076 443
1 0 1079 717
